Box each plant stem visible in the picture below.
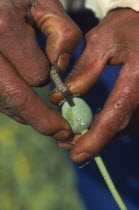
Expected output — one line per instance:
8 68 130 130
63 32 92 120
94 156 127 210
82 130 127 210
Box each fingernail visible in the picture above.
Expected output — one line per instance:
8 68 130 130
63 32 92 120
57 53 71 73
72 152 91 162
48 89 60 96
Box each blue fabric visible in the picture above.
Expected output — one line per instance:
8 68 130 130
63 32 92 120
37 34 139 210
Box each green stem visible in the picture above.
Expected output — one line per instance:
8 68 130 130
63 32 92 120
94 156 127 210
82 130 127 210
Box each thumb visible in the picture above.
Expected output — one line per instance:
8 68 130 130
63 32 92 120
31 0 82 72
49 28 110 104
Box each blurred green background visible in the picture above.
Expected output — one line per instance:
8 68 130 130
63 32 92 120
0 86 84 210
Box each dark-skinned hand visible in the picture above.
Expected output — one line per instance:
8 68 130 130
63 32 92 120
50 9 139 162
0 0 82 139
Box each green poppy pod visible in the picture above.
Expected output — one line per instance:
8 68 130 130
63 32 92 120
62 97 93 134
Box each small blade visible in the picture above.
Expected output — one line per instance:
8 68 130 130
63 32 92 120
50 66 75 107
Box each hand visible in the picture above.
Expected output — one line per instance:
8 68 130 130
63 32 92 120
0 0 82 139
50 9 139 161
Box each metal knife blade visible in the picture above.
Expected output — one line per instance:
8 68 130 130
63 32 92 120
50 66 75 107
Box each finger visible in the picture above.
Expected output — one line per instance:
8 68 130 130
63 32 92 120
57 135 80 149
70 61 139 162
0 106 27 124
0 3 49 86
57 141 73 150
49 28 110 104
0 54 72 139
31 0 82 72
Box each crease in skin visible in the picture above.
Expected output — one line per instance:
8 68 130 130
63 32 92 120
32 0 67 16
0 105 27 124
31 0 68 30
97 108 128 133
37 14 57 33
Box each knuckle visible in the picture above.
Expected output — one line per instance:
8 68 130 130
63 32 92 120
24 59 49 87
85 28 111 58
68 26 82 41
2 87 29 110
86 30 99 45
61 24 82 46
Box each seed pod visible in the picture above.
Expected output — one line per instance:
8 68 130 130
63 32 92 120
62 97 93 134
